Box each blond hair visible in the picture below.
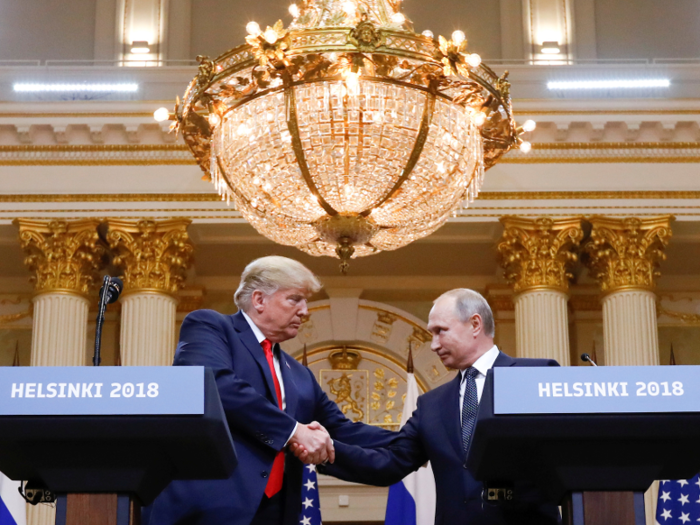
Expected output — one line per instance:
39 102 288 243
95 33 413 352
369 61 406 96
234 256 322 312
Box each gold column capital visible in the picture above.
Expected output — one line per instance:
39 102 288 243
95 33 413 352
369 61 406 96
582 215 674 294
106 219 194 296
498 216 584 294
14 219 105 297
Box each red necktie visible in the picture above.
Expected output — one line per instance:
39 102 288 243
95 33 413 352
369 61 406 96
262 338 284 497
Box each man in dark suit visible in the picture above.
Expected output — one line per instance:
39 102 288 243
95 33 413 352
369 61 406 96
144 256 393 525
294 288 560 525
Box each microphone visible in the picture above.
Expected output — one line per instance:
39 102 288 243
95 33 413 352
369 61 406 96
581 353 598 367
93 276 124 366
100 276 123 304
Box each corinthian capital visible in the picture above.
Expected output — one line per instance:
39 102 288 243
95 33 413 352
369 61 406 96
582 216 673 294
106 219 194 295
14 219 105 296
498 216 584 294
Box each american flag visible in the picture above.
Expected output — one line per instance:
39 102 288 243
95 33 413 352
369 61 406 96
299 464 322 525
656 474 700 524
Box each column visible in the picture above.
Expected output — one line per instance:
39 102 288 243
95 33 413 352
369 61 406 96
15 219 105 367
15 219 105 525
582 216 673 367
498 216 584 364
107 219 193 366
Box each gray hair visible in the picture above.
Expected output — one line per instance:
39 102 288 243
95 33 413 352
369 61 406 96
234 256 322 312
435 288 495 338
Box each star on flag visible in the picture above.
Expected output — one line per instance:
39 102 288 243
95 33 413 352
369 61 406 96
299 458 322 525
656 474 700 525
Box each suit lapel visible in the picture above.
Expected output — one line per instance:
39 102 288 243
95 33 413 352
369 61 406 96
231 311 279 405
442 372 465 459
278 348 299 416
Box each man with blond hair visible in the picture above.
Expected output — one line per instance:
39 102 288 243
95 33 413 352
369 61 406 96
145 256 393 525
298 288 560 525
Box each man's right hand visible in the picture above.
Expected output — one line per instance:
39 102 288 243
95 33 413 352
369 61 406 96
288 421 335 464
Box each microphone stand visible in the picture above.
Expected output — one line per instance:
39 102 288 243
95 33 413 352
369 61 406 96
93 275 111 367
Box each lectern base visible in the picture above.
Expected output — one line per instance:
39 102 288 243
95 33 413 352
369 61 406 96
562 491 646 525
55 494 141 525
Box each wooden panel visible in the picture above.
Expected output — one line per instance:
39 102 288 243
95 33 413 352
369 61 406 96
582 491 636 525
65 493 118 525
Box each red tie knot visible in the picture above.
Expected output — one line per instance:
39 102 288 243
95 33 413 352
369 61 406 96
261 338 272 355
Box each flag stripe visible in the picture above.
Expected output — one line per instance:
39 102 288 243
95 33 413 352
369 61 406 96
385 482 416 525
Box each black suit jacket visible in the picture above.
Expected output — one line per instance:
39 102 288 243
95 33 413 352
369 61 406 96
323 351 561 525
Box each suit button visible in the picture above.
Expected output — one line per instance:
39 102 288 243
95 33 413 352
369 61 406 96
463 463 468 469
261 471 268 478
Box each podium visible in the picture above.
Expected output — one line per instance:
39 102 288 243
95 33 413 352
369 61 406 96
0 366 237 525
466 366 700 525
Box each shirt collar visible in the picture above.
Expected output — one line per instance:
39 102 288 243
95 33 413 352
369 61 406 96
241 310 266 344
461 345 500 381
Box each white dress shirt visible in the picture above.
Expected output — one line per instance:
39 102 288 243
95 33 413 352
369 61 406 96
241 311 298 444
459 345 500 424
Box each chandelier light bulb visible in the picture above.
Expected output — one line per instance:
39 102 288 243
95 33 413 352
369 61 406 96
263 28 279 43
520 141 532 153
391 12 406 25
246 21 261 36
466 53 481 68
451 30 466 44
473 111 486 127
421 30 434 38
153 107 170 122
208 113 221 127
342 1 356 16
522 119 536 132
236 123 250 136
289 3 300 17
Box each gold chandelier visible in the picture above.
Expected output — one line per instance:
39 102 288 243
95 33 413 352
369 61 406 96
165 0 533 272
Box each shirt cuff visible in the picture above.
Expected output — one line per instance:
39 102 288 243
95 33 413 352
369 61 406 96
284 422 298 447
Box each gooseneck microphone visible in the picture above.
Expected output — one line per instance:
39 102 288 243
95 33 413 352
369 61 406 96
581 353 598 366
93 276 124 366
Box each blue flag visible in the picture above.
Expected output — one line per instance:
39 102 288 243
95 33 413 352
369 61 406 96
655 475 700 524
299 464 322 525
0 474 26 525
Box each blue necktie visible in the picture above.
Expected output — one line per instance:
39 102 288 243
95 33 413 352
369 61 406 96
461 367 480 454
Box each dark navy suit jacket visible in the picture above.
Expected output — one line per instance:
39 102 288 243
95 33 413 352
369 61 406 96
143 309 394 525
323 351 561 525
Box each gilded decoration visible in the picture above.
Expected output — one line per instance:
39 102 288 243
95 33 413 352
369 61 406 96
14 219 105 297
320 345 404 427
582 216 674 294
106 219 194 296
498 216 584 294
405 326 431 356
371 311 397 343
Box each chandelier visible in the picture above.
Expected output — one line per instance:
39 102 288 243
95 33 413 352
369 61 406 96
164 0 533 272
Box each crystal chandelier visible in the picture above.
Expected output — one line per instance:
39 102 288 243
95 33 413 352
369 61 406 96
166 0 532 272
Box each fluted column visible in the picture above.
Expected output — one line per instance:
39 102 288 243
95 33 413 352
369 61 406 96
15 219 104 525
583 216 673 366
498 217 584 364
107 219 193 366
15 219 104 367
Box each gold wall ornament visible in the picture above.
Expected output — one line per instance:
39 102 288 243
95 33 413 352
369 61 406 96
582 216 674 294
14 219 105 297
169 0 526 272
106 219 194 296
328 347 362 369
371 311 397 343
498 216 584 294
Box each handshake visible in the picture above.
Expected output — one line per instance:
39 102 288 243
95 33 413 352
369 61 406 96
288 421 335 465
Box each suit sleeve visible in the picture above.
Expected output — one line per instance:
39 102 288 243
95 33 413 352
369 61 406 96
305 367 396 448
174 310 296 452
321 398 429 486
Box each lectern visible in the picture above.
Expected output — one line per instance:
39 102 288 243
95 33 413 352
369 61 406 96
466 366 700 525
0 366 237 525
